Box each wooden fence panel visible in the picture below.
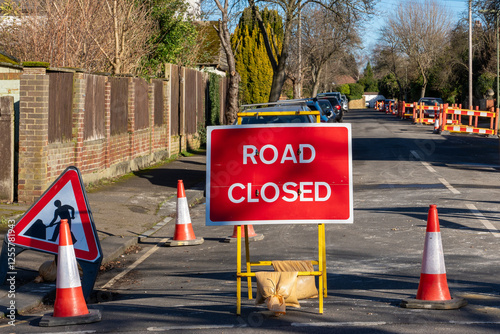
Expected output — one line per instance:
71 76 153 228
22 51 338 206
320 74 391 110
170 65 179 136
134 78 149 130
84 75 106 140
185 68 197 134
153 79 164 126
197 72 205 127
48 72 73 142
109 77 129 135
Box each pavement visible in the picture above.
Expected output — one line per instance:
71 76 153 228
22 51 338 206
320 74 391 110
0 151 207 318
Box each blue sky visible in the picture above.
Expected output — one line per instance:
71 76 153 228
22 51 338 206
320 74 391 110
361 0 471 54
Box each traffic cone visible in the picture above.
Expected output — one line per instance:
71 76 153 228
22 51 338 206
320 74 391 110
401 205 467 310
40 219 101 326
164 180 204 246
433 117 440 134
223 225 264 243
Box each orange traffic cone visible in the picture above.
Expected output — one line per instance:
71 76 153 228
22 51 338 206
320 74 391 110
224 225 264 243
401 205 466 309
433 116 440 134
40 219 101 326
164 180 204 246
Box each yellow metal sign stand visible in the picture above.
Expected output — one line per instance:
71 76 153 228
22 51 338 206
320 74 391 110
235 224 327 315
234 106 326 314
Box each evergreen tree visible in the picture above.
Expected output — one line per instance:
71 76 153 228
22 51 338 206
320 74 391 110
231 7 283 104
358 62 378 92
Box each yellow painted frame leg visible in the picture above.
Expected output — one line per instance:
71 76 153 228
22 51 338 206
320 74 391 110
318 223 324 314
322 224 327 297
244 225 253 299
236 225 241 315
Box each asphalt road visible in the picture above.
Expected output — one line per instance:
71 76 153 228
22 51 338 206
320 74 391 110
3 108 500 333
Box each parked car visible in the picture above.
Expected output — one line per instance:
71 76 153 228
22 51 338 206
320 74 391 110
237 101 319 125
418 97 443 118
318 92 341 99
341 94 349 113
316 99 337 122
316 95 343 122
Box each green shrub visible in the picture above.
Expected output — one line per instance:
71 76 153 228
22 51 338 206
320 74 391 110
347 83 364 100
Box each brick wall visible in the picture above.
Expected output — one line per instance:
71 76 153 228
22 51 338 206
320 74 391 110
16 65 209 203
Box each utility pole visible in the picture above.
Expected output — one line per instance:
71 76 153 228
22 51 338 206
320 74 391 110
469 0 473 109
297 1 302 99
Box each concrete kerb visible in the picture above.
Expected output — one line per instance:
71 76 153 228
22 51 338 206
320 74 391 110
0 184 205 318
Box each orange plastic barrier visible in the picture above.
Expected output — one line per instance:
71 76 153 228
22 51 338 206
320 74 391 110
398 101 415 119
439 104 499 136
385 101 397 115
413 103 440 125
375 101 384 111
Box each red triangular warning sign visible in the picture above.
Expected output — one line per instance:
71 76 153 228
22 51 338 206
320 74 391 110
11 167 101 262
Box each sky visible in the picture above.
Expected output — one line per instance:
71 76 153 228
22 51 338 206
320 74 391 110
361 0 471 55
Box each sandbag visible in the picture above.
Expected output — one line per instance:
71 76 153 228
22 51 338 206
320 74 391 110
34 259 84 283
35 260 57 282
266 294 286 316
272 260 318 300
255 271 300 310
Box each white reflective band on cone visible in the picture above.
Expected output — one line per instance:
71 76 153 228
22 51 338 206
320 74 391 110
421 232 446 275
176 197 191 225
56 245 82 289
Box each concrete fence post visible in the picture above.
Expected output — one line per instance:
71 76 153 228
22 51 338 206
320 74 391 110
0 96 14 202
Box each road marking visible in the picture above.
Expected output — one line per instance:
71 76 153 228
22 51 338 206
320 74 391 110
25 331 96 334
292 321 387 327
148 325 244 331
410 150 422 160
438 178 461 194
421 161 436 173
466 203 500 238
411 150 460 194
449 321 500 325
101 238 170 289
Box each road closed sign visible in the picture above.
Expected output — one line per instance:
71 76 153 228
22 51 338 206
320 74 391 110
206 124 352 225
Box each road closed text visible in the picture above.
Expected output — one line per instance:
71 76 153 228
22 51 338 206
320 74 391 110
228 181 331 203
227 143 330 203
206 124 353 224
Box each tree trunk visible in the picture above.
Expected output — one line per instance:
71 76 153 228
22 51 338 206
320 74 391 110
420 75 427 99
216 18 240 124
268 23 291 102
249 0 291 102
292 77 300 99
311 66 323 97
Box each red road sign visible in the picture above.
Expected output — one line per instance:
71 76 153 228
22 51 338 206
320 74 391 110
206 124 353 225
10 167 101 262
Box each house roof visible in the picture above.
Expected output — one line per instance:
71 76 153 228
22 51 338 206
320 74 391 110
194 21 228 72
333 75 356 85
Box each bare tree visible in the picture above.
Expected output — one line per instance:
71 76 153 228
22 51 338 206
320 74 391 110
372 38 410 100
0 0 154 74
213 0 241 124
88 0 154 74
383 0 452 98
248 0 373 102
300 5 360 97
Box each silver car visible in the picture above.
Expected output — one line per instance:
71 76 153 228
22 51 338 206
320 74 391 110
341 94 349 112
